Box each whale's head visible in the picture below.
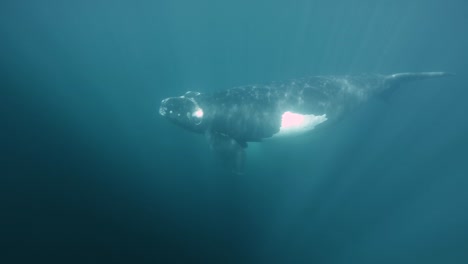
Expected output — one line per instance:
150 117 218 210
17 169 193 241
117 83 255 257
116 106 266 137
159 91 205 133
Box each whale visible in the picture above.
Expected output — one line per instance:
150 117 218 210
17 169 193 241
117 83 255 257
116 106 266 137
159 72 452 173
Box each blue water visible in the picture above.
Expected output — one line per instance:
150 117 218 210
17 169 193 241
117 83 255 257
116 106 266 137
2 0 468 263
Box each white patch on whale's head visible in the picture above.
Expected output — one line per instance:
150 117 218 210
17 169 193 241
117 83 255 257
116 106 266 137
192 108 204 119
273 111 327 137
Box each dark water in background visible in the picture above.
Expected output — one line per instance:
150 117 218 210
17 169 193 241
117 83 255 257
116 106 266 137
2 0 468 263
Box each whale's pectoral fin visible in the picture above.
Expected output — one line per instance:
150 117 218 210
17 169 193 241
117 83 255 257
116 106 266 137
206 131 246 175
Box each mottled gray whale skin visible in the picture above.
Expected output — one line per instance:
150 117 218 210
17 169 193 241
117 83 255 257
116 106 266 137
159 72 451 173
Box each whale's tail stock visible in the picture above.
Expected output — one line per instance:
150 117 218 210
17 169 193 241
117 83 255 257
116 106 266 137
384 71 454 89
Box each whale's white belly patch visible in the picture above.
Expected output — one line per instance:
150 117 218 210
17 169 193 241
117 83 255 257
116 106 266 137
272 111 327 138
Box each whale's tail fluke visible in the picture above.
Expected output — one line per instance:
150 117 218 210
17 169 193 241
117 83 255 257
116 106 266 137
384 72 454 89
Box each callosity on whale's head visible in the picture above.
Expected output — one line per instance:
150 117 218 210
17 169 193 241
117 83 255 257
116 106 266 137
159 91 205 133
